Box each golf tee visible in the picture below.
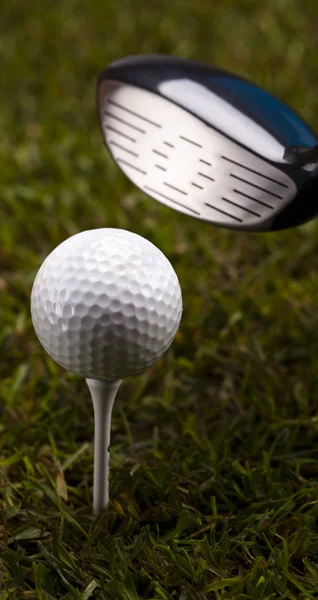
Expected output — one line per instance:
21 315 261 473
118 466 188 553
86 377 122 514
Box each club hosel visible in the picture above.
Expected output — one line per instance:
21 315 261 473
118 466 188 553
284 144 318 167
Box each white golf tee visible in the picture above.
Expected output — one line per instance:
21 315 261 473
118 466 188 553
86 378 122 514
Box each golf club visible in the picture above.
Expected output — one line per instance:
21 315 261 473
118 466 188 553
97 54 318 231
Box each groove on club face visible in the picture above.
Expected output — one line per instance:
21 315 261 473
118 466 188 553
233 189 273 209
108 140 139 157
205 202 243 222
221 155 289 187
104 110 146 133
98 80 297 231
229 174 284 199
105 124 137 143
152 149 169 158
198 172 215 182
145 185 200 215
116 158 147 175
107 98 162 128
164 182 188 195
180 135 202 148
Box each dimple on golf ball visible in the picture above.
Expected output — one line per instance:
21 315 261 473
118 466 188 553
31 228 182 380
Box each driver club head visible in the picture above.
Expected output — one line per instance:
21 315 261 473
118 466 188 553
97 55 318 231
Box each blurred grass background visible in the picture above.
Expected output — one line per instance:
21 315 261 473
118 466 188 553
1 0 318 598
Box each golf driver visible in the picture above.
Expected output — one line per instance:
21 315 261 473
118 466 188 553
97 54 318 231
31 228 182 513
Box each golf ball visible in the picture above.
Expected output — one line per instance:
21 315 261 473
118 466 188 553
31 228 182 380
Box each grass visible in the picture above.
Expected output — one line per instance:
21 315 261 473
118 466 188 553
1 0 318 598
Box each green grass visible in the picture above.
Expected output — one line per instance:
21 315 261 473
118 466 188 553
1 0 318 598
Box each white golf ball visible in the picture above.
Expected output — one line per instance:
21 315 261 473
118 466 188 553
31 228 182 380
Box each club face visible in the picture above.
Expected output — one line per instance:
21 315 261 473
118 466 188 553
97 55 318 231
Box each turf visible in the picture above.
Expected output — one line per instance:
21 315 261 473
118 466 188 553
1 0 318 598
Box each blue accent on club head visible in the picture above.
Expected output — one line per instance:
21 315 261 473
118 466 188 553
212 76 317 148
